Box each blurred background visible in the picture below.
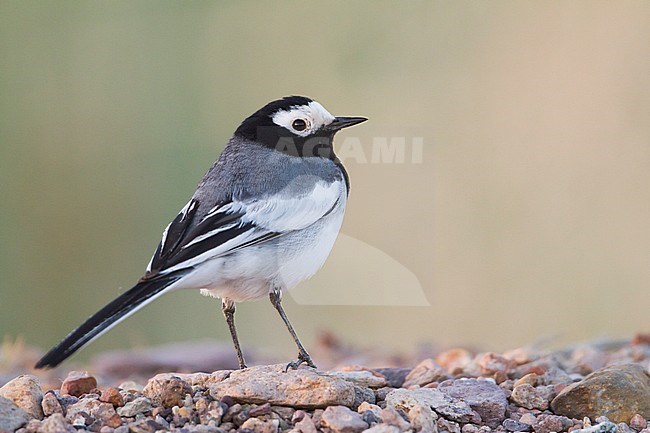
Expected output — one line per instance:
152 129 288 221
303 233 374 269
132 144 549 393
1 2 649 365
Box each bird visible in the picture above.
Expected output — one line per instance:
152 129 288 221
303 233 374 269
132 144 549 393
35 96 367 371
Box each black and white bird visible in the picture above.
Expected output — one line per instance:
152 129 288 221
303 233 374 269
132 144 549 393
35 96 366 370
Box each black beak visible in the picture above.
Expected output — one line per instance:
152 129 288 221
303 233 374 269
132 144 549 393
327 116 368 132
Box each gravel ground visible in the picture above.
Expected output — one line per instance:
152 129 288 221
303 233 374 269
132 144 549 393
0 334 649 433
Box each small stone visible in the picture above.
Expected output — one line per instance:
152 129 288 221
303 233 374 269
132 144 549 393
534 415 573 433
210 364 356 409
60 371 98 397
619 423 637 433
65 398 119 426
462 425 479 433
408 404 437 433
551 363 650 423
373 369 412 388
295 414 318 433
630 415 647 432
0 396 28 432
438 378 508 427
437 418 461 433
380 406 410 431
143 374 192 409
514 374 539 388
38 412 76 433
385 388 480 424
503 419 531 432
0 375 44 420
476 353 516 376
249 403 272 417
511 384 553 411
117 382 143 393
40 391 63 417
362 425 401 433
519 413 537 426
100 388 124 407
570 421 618 433
354 387 376 407
240 417 280 433
403 359 450 388
116 397 152 417
128 419 162 433
436 349 473 375
358 402 382 420
321 406 369 433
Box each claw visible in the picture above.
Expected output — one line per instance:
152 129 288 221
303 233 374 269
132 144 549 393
284 352 317 372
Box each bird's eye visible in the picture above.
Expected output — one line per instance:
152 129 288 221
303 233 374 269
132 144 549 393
292 118 308 132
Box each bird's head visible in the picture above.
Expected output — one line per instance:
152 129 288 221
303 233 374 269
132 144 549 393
235 96 367 158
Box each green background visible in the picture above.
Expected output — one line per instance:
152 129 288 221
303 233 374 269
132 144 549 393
2 1 650 363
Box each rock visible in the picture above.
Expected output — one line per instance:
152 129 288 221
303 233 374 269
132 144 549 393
373 369 412 388
362 425 402 433
60 371 97 397
99 387 124 407
0 375 44 420
241 417 280 433
408 404 437 433
41 391 63 417
513 374 539 388
436 349 473 375
209 364 356 409
385 388 480 424
323 371 388 389
143 374 192 408
630 415 647 432
38 412 76 433
475 353 516 376
381 406 410 431
533 414 573 433
117 381 143 392
404 359 450 388
510 384 554 410
295 413 319 433
65 398 119 426
551 363 650 423
321 406 369 433
116 397 153 417
354 387 375 407
570 421 618 433
438 378 508 426
503 419 531 432
358 402 382 420
519 413 537 426
0 396 28 432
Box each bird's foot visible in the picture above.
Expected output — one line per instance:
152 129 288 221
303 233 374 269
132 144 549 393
284 352 317 371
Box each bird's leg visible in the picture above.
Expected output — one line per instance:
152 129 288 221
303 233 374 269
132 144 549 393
221 298 247 369
269 287 316 370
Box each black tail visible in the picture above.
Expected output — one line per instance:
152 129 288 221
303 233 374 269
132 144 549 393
35 271 188 369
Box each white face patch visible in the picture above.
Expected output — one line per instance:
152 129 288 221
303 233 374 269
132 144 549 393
271 101 336 137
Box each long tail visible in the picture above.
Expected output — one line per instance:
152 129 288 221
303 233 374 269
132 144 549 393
35 271 188 369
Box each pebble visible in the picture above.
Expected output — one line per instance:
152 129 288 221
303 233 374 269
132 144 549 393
295 413 318 433
407 403 437 433
357 402 382 420
241 417 280 433
321 405 369 433
41 392 63 418
210 364 356 409
99 387 124 407
570 421 618 433
475 353 515 376
438 378 508 427
373 368 412 388
380 406 410 431
503 419 531 432
385 387 480 424
324 371 388 389
436 348 473 375
362 425 402 433
510 384 553 411
551 363 650 423
0 395 28 432
38 412 76 433
116 397 153 417
142 374 192 408
0 375 43 420
403 359 450 388
60 371 97 397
